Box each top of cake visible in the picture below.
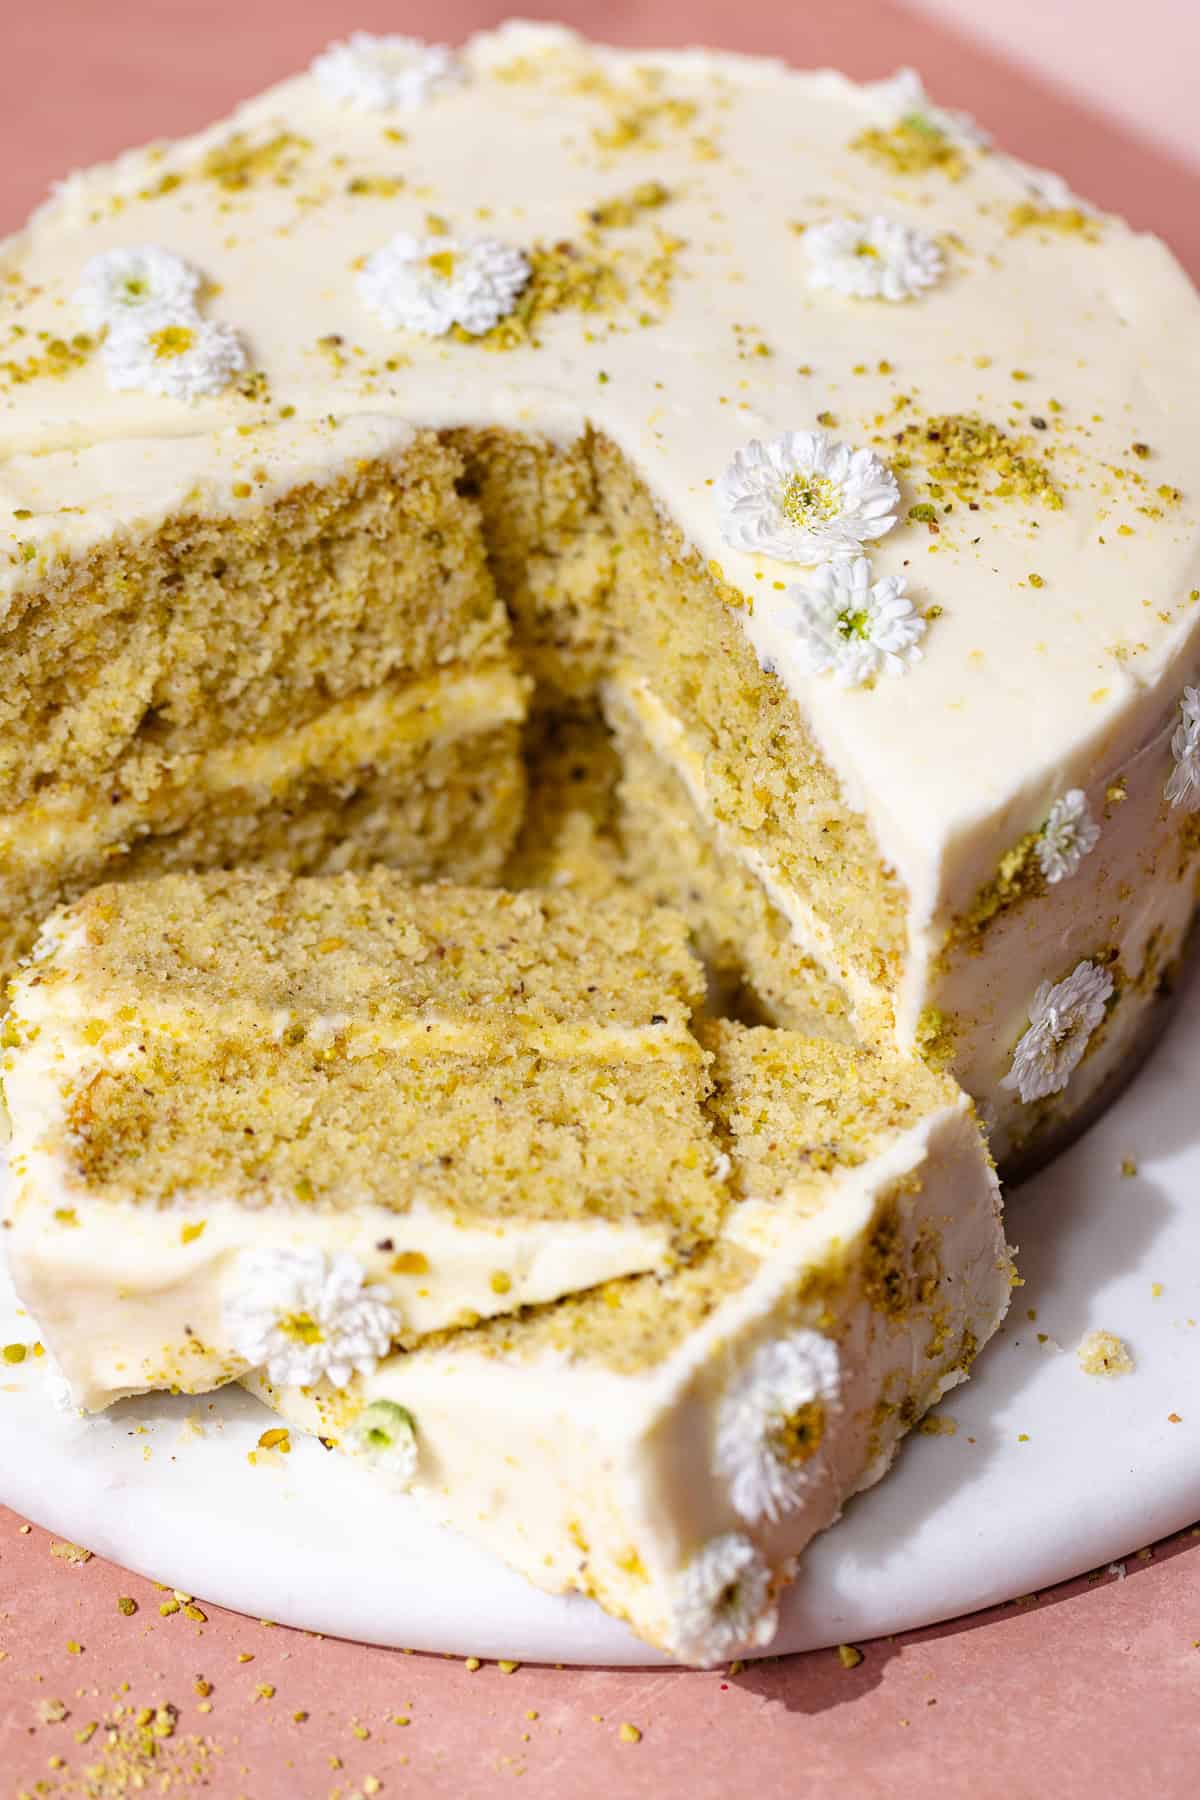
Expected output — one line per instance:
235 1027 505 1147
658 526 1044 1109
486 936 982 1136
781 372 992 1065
1 20 1198 927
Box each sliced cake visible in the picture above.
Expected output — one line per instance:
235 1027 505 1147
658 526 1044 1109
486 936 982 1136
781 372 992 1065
1 871 730 1409
245 1019 1011 1663
2 23 1197 1165
0 416 528 973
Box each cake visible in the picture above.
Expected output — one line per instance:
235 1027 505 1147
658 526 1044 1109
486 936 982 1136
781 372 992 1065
245 1017 1010 1663
2 23 1199 1166
1 870 734 1410
0 17 1193 1663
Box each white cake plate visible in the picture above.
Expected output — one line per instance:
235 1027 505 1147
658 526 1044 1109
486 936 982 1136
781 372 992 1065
3 964 1199 1667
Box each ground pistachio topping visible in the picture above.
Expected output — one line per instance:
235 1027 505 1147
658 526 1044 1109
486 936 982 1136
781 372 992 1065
889 412 1064 510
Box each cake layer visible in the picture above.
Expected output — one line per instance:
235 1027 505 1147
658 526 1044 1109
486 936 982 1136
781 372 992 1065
2 874 732 1409
247 1021 1011 1663
0 667 528 970
450 428 617 704
503 704 624 895
596 443 908 1036
610 692 856 1042
0 417 506 812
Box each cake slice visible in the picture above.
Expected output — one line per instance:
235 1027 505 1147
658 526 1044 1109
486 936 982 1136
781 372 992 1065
245 1020 1011 1664
1 871 730 1410
0 416 529 975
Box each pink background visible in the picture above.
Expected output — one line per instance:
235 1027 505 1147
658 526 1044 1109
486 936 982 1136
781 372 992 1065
3 3 1199 1794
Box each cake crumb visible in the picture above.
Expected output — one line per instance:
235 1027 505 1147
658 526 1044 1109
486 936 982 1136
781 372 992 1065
1120 1157 1138 1177
464 1656 482 1672
1077 1329 1134 1376
50 1540 92 1564
618 1722 642 1743
918 1413 956 1436
836 1643 863 1669
1107 1561 1126 1580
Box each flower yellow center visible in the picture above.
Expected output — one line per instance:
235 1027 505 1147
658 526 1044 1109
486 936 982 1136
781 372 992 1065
836 608 872 642
854 240 880 259
149 324 195 360
768 1398 826 1465
279 1311 323 1345
121 276 149 300
426 249 457 280
714 1577 745 1618
779 472 840 529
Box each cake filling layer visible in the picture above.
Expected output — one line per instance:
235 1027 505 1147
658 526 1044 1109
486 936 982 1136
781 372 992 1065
0 664 526 863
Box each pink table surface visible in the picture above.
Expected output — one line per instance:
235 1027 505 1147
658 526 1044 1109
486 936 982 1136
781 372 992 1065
2 3 1200 1794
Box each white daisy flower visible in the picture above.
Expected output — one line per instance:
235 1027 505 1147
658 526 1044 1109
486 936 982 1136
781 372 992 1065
225 1248 399 1388
311 32 463 113
1018 165 1097 215
670 1533 776 1666
101 316 246 401
783 557 925 688
1001 960 1114 1105
73 245 202 333
358 233 530 338
804 216 944 303
716 431 899 564
866 67 990 148
1036 790 1100 884
1166 686 1200 811
714 1330 842 1524
351 1399 419 1484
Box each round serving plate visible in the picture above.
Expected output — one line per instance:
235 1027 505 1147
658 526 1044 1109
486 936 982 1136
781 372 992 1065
2 961 1198 1666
